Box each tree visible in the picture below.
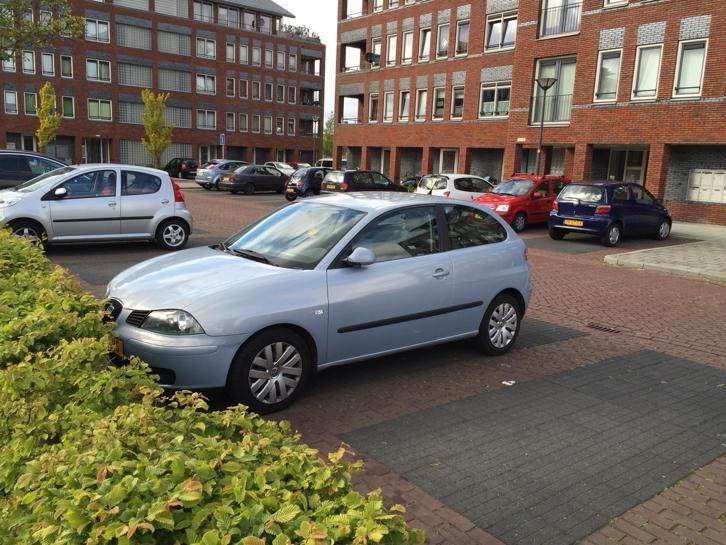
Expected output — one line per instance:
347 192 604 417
35 82 62 153
0 1 84 62
141 90 172 169
322 112 334 157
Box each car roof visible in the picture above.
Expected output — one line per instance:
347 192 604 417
431 173 486 179
0 150 66 162
68 164 168 176
309 191 479 213
567 180 632 187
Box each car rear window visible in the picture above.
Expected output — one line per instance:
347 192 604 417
419 175 447 191
324 171 344 183
558 185 605 203
454 177 490 193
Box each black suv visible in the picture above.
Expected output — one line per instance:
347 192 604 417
162 158 198 179
322 170 406 193
0 150 66 189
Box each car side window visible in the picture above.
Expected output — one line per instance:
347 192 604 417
60 170 117 198
0 155 31 173
352 206 440 263
454 178 474 192
630 185 654 205
612 186 630 203
535 182 551 197
122 171 162 196
313 170 325 180
371 172 391 186
552 180 567 195
353 172 374 186
445 205 507 248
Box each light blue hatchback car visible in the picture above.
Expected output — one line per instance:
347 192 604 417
107 193 532 413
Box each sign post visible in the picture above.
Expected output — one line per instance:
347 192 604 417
219 133 225 159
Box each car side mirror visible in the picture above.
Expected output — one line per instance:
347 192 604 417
54 187 68 199
533 191 544 199
344 247 376 267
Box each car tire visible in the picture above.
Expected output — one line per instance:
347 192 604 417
549 228 566 240
227 327 311 414
512 212 527 233
475 293 522 356
202 183 212 190
9 219 46 244
654 219 671 241
601 222 621 247
156 218 189 251
284 193 297 201
242 182 255 195
303 189 315 198
230 190 239 195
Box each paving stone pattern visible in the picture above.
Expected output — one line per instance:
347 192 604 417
343 351 726 545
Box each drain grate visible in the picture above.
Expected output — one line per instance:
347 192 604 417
587 322 620 333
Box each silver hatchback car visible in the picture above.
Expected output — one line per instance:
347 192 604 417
107 193 531 413
0 164 193 250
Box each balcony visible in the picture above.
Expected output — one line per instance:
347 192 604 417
539 2 581 37
530 94 573 124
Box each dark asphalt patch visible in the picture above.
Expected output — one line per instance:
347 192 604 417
516 318 588 350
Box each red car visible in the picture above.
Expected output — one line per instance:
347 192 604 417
475 174 571 232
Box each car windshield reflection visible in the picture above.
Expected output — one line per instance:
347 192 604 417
492 179 534 196
13 167 78 193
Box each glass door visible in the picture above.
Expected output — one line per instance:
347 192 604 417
84 138 110 163
440 149 458 173
608 149 647 184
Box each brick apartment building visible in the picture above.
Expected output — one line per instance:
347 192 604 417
0 0 325 167
334 0 726 224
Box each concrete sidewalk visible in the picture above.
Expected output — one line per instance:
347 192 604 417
604 222 726 284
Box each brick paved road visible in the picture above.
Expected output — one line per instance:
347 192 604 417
47 188 726 545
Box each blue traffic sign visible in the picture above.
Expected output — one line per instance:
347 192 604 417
219 133 225 146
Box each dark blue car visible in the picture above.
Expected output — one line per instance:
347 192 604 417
284 167 331 201
548 182 672 247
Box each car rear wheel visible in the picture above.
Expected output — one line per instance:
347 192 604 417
512 212 527 233
475 293 521 355
284 193 297 201
602 222 621 247
156 219 189 251
9 220 46 244
243 182 255 195
654 219 671 240
549 228 566 240
202 183 212 190
227 327 311 414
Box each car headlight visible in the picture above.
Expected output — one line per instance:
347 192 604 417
495 204 510 213
0 197 21 208
141 310 205 335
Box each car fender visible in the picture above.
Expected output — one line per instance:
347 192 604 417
3 211 53 238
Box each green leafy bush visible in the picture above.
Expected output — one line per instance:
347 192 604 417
0 230 424 545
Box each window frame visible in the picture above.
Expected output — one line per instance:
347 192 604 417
386 34 397 66
401 30 414 64
196 74 216 95
478 81 511 118
369 92 379 123
226 111 235 131
85 18 110 43
436 23 449 59
86 58 111 83
398 89 410 121
62 96 75 119
41 52 55 76
672 39 707 98
196 37 216 59
87 98 112 121
383 91 394 123
4 90 17 115
593 49 622 103
415 88 427 121
239 113 248 132
24 92 38 116
450 85 465 119
22 50 35 74
196 109 216 130
226 77 235 97
60 55 73 78
631 44 663 101
455 19 470 57
418 27 431 62
432 86 445 120
226 42 235 62
485 11 517 51
240 78 248 98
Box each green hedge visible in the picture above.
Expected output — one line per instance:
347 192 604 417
0 230 425 545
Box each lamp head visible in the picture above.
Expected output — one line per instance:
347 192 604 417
536 77 558 91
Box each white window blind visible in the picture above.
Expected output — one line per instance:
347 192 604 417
118 63 152 88
158 69 191 92
158 31 191 56
117 25 151 50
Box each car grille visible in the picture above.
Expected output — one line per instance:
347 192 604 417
126 310 151 328
103 298 123 323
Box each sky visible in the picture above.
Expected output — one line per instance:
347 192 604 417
275 0 339 121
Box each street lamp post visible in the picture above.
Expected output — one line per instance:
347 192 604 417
534 77 557 177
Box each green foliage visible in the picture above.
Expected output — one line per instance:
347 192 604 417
35 82 62 154
323 112 334 158
0 1 84 62
0 230 425 545
141 90 173 169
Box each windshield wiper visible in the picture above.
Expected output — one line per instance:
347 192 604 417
228 247 276 265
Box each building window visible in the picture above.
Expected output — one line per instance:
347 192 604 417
288 86 296 104
455 20 469 56
252 46 261 66
532 57 576 123
401 31 413 64
252 81 260 99
373 0 383 13
159 68 192 92
158 31 191 56
193 1 214 23
370 38 381 68
85 18 109 43
239 113 248 132
386 35 397 66
86 59 111 82
479 81 511 117
383 92 394 122
418 28 431 62
415 89 427 121
399 90 410 121
240 79 248 98
88 99 112 121
196 38 216 59
264 82 273 101
197 109 216 129
540 0 581 37
432 87 445 120
264 115 272 134
226 43 235 62
276 84 285 102
196 74 216 94
24 93 37 116
673 40 707 98
62 96 74 118
289 53 297 71
118 24 152 51
41 52 54 76
604 0 627 6
243 11 255 31
276 117 284 135
22 51 35 74
226 112 235 131
265 48 273 68
369 93 379 122
226 78 235 97
218 6 239 27
277 51 285 70
486 11 517 50
632 45 662 100
436 24 449 59
251 114 260 133
240 44 248 64
2 52 15 72
287 117 295 135
594 50 621 102
390 0 399 7
118 63 152 87
59 55 72 78
4 90 17 114
451 86 464 119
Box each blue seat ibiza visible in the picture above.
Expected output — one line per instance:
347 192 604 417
548 181 672 247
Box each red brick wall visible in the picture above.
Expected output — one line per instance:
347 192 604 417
666 201 726 226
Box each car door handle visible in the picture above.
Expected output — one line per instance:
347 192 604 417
107 202 117 207
432 268 450 279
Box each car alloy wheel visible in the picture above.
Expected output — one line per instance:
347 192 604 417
476 293 521 355
243 182 255 195
10 220 46 244
284 193 297 201
602 223 620 247
156 219 189 251
655 220 671 240
512 213 527 233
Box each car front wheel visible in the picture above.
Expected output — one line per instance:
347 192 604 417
475 293 522 356
9 219 46 244
243 182 255 195
227 327 311 414
284 193 297 201
156 219 189 251
512 212 527 233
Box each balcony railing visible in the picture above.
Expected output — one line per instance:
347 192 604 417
340 117 361 124
531 93 573 123
540 3 581 37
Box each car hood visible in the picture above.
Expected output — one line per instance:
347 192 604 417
107 246 299 313
476 193 521 204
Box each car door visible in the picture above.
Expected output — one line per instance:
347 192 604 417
326 205 453 364
529 181 553 222
120 170 169 235
262 166 284 190
628 185 662 235
49 169 121 238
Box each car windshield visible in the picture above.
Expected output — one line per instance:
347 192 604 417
419 175 447 191
13 166 78 193
558 185 605 203
223 202 366 269
291 168 309 179
492 179 535 196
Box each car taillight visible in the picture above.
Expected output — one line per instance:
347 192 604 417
181 162 187 169
172 180 185 203
443 191 451 197
340 183 348 191
595 205 611 215
552 201 558 211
